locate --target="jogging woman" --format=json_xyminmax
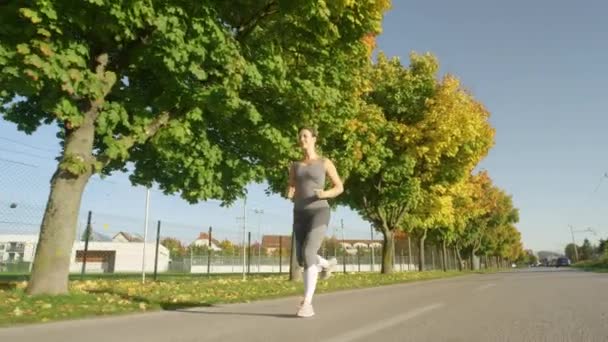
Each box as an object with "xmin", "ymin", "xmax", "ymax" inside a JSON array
[{"xmin": 287, "ymin": 126, "xmax": 343, "ymax": 318}]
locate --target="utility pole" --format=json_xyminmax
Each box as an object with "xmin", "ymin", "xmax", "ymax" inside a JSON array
[
  {"xmin": 236, "ymin": 198, "xmax": 248, "ymax": 280},
  {"xmin": 568, "ymin": 225, "xmax": 579, "ymax": 262},
  {"xmin": 242, "ymin": 197, "xmax": 247, "ymax": 280},
  {"xmin": 253, "ymin": 209, "xmax": 264, "ymax": 273},
  {"xmin": 142, "ymin": 188, "xmax": 150, "ymax": 284},
  {"xmin": 568, "ymin": 225, "xmax": 596, "ymax": 262}
]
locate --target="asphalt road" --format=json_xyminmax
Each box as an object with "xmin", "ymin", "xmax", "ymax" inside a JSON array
[{"xmin": 2, "ymin": 268, "xmax": 607, "ymax": 342}]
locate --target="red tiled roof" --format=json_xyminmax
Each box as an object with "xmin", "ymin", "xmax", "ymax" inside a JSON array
[
  {"xmin": 196, "ymin": 232, "xmax": 220, "ymax": 245},
  {"xmin": 261, "ymin": 235, "xmax": 291, "ymax": 248}
]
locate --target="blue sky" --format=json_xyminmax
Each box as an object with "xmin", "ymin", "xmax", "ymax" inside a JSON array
[{"xmin": 1, "ymin": 0, "xmax": 607, "ymax": 252}]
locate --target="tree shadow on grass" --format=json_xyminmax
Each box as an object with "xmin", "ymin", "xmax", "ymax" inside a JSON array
[
  {"xmin": 84, "ymin": 289, "xmax": 296, "ymax": 318},
  {"xmin": 85, "ymin": 289, "xmax": 213, "ymax": 311},
  {"xmin": 0, "ymin": 281, "xmax": 17, "ymax": 290}
]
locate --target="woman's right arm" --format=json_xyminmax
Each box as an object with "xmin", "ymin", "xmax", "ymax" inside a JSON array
[{"xmin": 287, "ymin": 163, "xmax": 296, "ymax": 200}]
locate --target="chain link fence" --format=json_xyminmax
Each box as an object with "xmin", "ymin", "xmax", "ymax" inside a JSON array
[{"xmin": 1, "ymin": 158, "xmax": 472, "ymax": 280}]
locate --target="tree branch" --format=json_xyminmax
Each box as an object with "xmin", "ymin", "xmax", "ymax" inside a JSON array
[
  {"xmin": 395, "ymin": 203, "xmax": 409, "ymax": 227},
  {"xmin": 96, "ymin": 111, "xmax": 171, "ymax": 167},
  {"xmin": 236, "ymin": 1, "xmax": 279, "ymax": 41},
  {"xmin": 377, "ymin": 206, "xmax": 389, "ymax": 233},
  {"xmin": 69, "ymin": 53, "xmax": 113, "ymax": 133},
  {"xmin": 362, "ymin": 195, "xmax": 378, "ymax": 226},
  {"xmin": 386, "ymin": 206, "xmax": 395, "ymax": 229}
]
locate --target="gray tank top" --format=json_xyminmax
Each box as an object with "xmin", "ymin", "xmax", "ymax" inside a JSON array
[{"xmin": 293, "ymin": 158, "xmax": 329, "ymax": 210}]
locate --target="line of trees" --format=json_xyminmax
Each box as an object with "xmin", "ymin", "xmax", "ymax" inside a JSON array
[
  {"xmin": 1, "ymin": 0, "xmax": 524, "ymax": 295},
  {"xmin": 565, "ymin": 238, "xmax": 608, "ymax": 262}
]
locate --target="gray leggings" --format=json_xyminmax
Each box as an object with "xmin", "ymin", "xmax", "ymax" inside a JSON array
[{"xmin": 293, "ymin": 207, "xmax": 330, "ymax": 268}]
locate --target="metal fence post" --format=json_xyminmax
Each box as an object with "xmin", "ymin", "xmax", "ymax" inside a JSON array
[
  {"xmin": 80, "ymin": 210, "xmax": 92, "ymax": 280},
  {"xmin": 407, "ymin": 235, "xmax": 412, "ymax": 271},
  {"xmin": 279, "ymin": 236, "xmax": 283, "ymax": 274},
  {"xmin": 153, "ymin": 220, "xmax": 161, "ymax": 281},
  {"xmin": 370, "ymin": 224, "xmax": 375, "ymax": 272},
  {"xmin": 431, "ymin": 245, "xmax": 436, "ymax": 270},
  {"xmin": 207, "ymin": 226, "xmax": 212, "ymax": 275},
  {"xmin": 341, "ymin": 220, "xmax": 346, "ymax": 273},
  {"xmin": 342, "ymin": 248, "xmax": 347, "ymax": 273},
  {"xmin": 247, "ymin": 231, "xmax": 251, "ymax": 275}
]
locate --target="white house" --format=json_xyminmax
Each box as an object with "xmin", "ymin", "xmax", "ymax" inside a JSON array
[
  {"xmin": 0, "ymin": 234, "xmax": 38, "ymax": 265},
  {"xmin": 370, "ymin": 242, "xmax": 383, "ymax": 249},
  {"xmin": 112, "ymin": 232, "xmax": 144, "ymax": 243},
  {"xmin": 0, "ymin": 234, "xmax": 169, "ymax": 273},
  {"xmin": 352, "ymin": 242, "xmax": 370, "ymax": 249},
  {"xmin": 191, "ymin": 232, "xmax": 222, "ymax": 251},
  {"xmin": 338, "ymin": 240, "xmax": 384, "ymax": 255},
  {"xmin": 69, "ymin": 240, "xmax": 170, "ymax": 273}
]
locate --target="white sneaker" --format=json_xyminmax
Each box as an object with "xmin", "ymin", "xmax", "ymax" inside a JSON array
[
  {"xmin": 320, "ymin": 257, "xmax": 338, "ymax": 280},
  {"xmin": 296, "ymin": 302, "xmax": 315, "ymax": 318}
]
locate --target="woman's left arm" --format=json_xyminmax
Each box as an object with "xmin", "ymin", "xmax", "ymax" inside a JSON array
[{"xmin": 316, "ymin": 159, "xmax": 343, "ymax": 199}]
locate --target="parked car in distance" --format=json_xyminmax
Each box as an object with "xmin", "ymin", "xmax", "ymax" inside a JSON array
[{"xmin": 556, "ymin": 257, "xmax": 571, "ymax": 267}]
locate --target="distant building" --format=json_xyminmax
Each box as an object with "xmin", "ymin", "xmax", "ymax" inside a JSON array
[
  {"xmin": 261, "ymin": 235, "xmax": 291, "ymax": 255},
  {"xmin": 70, "ymin": 240, "xmax": 169, "ymax": 273},
  {"xmin": 334, "ymin": 231, "xmax": 408, "ymax": 255},
  {"xmin": 112, "ymin": 232, "xmax": 144, "ymax": 243},
  {"xmin": 191, "ymin": 232, "xmax": 222, "ymax": 251},
  {"xmin": 0, "ymin": 234, "xmax": 169, "ymax": 273},
  {"xmin": 337, "ymin": 240, "xmax": 383, "ymax": 255},
  {"xmin": 82, "ymin": 230, "xmax": 112, "ymax": 242},
  {"xmin": 0, "ymin": 235, "xmax": 37, "ymax": 268}
]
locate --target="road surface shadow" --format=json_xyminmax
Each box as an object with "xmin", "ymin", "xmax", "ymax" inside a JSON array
[
  {"xmin": 174, "ymin": 309, "xmax": 297, "ymax": 319},
  {"xmin": 160, "ymin": 302, "xmax": 214, "ymax": 310},
  {"xmin": 511, "ymin": 268, "xmax": 581, "ymax": 273}
]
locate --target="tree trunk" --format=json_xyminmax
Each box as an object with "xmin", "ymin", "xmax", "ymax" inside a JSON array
[
  {"xmin": 418, "ymin": 230, "xmax": 427, "ymax": 272},
  {"xmin": 470, "ymin": 248, "xmax": 480, "ymax": 271},
  {"xmin": 27, "ymin": 118, "xmax": 96, "ymax": 295},
  {"xmin": 470, "ymin": 251, "xmax": 473, "ymax": 270},
  {"xmin": 381, "ymin": 230, "xmax": 394, "ymax": 274},
  {"xmin": 455, "ymin": 247, "xmax": 463, "ymax": 271},
  {"xmin": 289, "ymin": 229, "xmax": 302, "ymax": 282}
]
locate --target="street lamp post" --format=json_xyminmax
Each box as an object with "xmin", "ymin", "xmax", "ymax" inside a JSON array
[
  {"xmin": 142, "ymin": 188, "xmax": 150, "ymax": 284},
  {"xmin": 242, "ymin": 198, "xmax": 246, "ymax": 280}
]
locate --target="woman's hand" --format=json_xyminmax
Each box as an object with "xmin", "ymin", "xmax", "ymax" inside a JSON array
[
  {"xmin": 287, "ymin": 187, "xmax": 295, "ymax": 200},
  {"xmin": 319, "ymin": 159, "xmax": 343, "ymax": 199},
  {"xmin": 314, "ymin": 189, "xmax": 326, "ymax": 199}
]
